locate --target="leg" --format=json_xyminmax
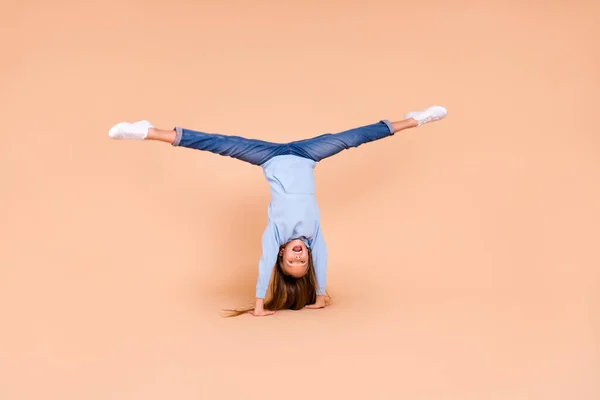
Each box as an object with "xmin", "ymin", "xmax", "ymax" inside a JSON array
[
  {"xmin": 287, "ymin": 119, "xmax": 402, "ymax": 162},
  {"xmin": 146, "ymin": 127, "xmax": 177, "ymax": 143},
  {"xmin": 288, "ymin": 105, "xmax": 447, "ymax": 162},
  {"xmin": 170, "ymin": 126, "xmax": 285, "ymax": 166},
  {"xmin": 109, "ymin": 120, "xmax": 285, "ymax": 166}
]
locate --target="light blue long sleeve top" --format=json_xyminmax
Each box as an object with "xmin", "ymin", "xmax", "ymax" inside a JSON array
[{"xmin": 255, "ymin": 154, "xmax": 327, "ymax": 299}]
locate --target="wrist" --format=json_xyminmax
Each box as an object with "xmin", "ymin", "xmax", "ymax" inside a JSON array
[{"xmin": 255, "ymin": 298, "xmax": 265, "ymax": 309}]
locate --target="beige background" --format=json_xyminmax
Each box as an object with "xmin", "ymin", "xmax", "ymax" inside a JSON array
[{"xmin": 1, "ymin": 1, "xmax": 599, "ymax": 399}]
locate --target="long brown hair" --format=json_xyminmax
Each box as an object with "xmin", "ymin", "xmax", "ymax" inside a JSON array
[{"xmin": 223, "ymin": 243, "xmax": 320, "ymax": 317}]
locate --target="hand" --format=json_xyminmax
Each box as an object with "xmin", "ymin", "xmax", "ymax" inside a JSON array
[
  {"xmin": 249, "ymin": 308, "xmax": 275, "ymax": 317},
  {"xmin": 304, "ymin": 295, "xmax": 327, "ymax": 309},
  {"xmin": 249, "ymin": 299, "xmax": 275, "ymax": 317}
]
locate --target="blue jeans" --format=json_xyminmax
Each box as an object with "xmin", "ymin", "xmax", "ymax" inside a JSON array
[{"xmin": 172, "ymin": 120, "xmax": 395, "ymax": 166}]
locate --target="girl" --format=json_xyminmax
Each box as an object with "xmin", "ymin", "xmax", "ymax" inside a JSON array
[{"xmin": 108, "ymin": 105, "xmax": 448, "ymax": 317}]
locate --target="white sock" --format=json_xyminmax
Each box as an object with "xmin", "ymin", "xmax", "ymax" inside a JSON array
[{"xmin": 108, "ymin": 120, "xmax": 154, "ymax": 140}]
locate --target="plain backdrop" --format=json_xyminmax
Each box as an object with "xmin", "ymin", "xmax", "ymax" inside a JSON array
[{"xmin": 1, "ymin": 1, "xmax": 599, "ymax": 399}]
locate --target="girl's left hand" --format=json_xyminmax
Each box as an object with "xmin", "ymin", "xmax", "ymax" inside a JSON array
[
  {"xmin": 249, "ymin": 308, "xmax": 276, "ymax": 317},
  {"xmin": 250, "ymin": 298, "xmax": 275, "ymax": 317},
  {"xmin": 305, "ymin": 295, "xmax": 327, "ymax": 309}
]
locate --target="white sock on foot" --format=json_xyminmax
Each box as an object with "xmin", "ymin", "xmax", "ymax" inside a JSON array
[
  {"xmin": 405, "ymin": 106, "xmax": 448, "ymax": 127},
  {"xmin": 108, "ymin": 120, "xmax": 154, "ymax": 140}
]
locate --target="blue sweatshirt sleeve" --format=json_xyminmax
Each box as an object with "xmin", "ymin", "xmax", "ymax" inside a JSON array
[
  {"xmin": 311, "ymin": 225, "xmax": 328, "ymax": 296},
  {"xmin": 256, "ymin": 222, "xmax": 280, "ymax": 299}
]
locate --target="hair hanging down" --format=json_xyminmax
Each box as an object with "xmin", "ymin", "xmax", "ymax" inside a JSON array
[{"xmin": 223, "ymin": 243, "xmax": 322, "ymax": 317}]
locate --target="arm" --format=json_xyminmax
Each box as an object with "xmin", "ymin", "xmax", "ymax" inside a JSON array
[
  {"xmin": 306, "ymin": 224, "xmax": 328, "ymax": 309},
  {"xmin": 252, "ymin": 222, "xmax": 280, "ymax": 316}
]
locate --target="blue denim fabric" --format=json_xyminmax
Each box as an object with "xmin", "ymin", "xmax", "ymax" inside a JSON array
[{"xmin": 172, "ymin": 120, "xmax": 395, "ymax": 165}]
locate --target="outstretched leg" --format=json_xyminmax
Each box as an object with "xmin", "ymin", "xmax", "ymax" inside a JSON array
[
  {"xmin": 288, "ymin": 120, "xmax": 399, "ymax": 162},
  {"xmin": 170, "ymin": 126, "xmax": 286, "ymax": 166},
  {"xmin": 288, "ymin": 105, "xmax": 447, "ymax": 162},
  {"xmin": 108, "ymin": 121, "xmax": 286, "ymax": 166}
]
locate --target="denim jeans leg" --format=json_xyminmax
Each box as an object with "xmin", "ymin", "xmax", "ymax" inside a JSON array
[
  {"xmin": 172, "ymin": 127, "xmax": 286, "ymax": 166},
  {"xmin": 287, "ymin": 120, "xmax": 394, "ymax": 162}
]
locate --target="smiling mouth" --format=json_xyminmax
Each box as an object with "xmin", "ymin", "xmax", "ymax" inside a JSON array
[{"xmin": 292, "ymin": 245, "xmax": 302, "ymax": 252}]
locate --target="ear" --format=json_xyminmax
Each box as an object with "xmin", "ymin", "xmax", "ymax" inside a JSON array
[{"xmin": 279, "ymin": 248, "xmax": 284, "ymax": 256}]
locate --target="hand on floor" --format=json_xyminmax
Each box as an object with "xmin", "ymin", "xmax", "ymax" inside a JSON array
[
  {"xmin": 249, "ymin": 308, "xmax": 276, "ymax": 317},
  {"xmin": 304, "ymin": 295, "xmax": 327, "ymax": 309}
]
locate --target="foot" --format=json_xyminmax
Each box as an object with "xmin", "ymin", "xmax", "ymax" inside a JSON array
[
  {"xmin": 405, "ymin": 106, "xmax": 448, "ymax": 127},
  {"xmin": 108, "ymin": 120, "xmax": 154, "ymax": 140}
]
